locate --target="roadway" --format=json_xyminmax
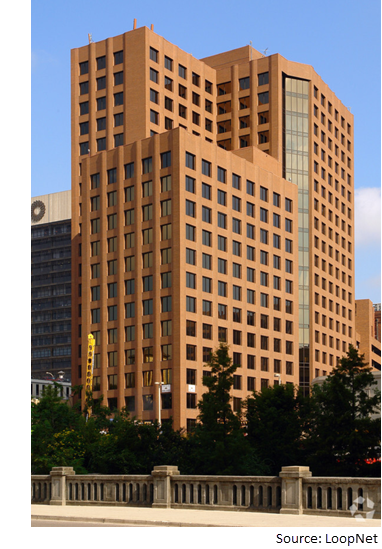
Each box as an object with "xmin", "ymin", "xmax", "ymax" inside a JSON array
[{"xmin": 31, "ymin": 504, "xmax": 380, "ymax": 528}]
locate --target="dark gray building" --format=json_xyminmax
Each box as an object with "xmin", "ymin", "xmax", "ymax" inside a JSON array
[{"xmin": 31, "ymin": 191, "xmax": 72, "ymax": 381}]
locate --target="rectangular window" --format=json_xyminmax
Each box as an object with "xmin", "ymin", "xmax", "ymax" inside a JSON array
[
  {"xmin": 179, "ymin": 64, "xmax": 187, "ymax": 79},
  {"xmin": 114, "ymin": 92, "xmax": 123, "ymax": 106},
  {"xmin": 114, "ymin": 71, "xmax": 123, "ymax": 86},
  {"xmin": 164, "ymin": 76, "xmax": 173, "ymax": 91},
  {"xmin": 258, "ymin": 72, "xmax": 269, "ymax": 86},
  {"xmin": 258, "ymin": 91, "xmax": 269, "ymax": 105},
  {"xmin": 217, "ymin": 167, "xmax": 226, "ymax": 183},
  {"xmin": 186, "ymin": 200, "xmax": 196, "ymax": 218},
  {"xmin": 202, "ymin": 159, "xmax": 211, "ymax": 177},
  {"xmin": 161, "ymin": 174, "xmax": 171, "ymax": 192},
  {"xmin": 161, "ymin": 199, "xmax": 172, "ymax": 217},
  {"xmin": 149, "ymin": 47, "xmax": 158, "ymax": 62},
  {"xmin": 161, "ymin": 151, "xmax": 171, "ymax": 169},
  {"xmin": 202, "ymin": 183, "xmax": 211, "ymax": 200},
  {"xmin": 150, "ymin": 67, "xmax": 158, "ymax": 83},
  {"xmin": 186, "ymin": 152, "xmax": 195, "ymax": 169}
]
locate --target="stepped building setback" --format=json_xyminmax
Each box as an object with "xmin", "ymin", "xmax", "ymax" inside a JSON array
[{"xmin": 70, "ymin": 24, "xmax": 355, "ymax": 429}]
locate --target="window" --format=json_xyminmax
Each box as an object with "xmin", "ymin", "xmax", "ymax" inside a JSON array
[
  {"xmin": 162, "ymin": 320, "xmax": 172, "ymax": 337},
  {"xmin": 179, "ymin": 64, "xmax": 187, "ymax": 79},
  {"xmin": 91, "ymin": 218, "xmax": 100, "ymax": 234},
  {"xmin": 114, "ymin": 92, "xmax": 123, "ymax": 106},
  {"xmin": 164, "ymin": 55, "xmax": 173, "ymax": 71},
  {"xmin": 203, "ymin": 323, "xmax": 212, "ymax": 339},
  {"xmin": 161, "ymin": 248, "xmax": 172, "ymax": 265},
  {"xmin": 186, "ymin": 296, "xmax": 196, "ymax": 313},
  {"xmin": 161, "ymin": 199, "xmax": 172, "ymax": 217},
  {"xmin": 260, "ymin": 208, "xmax": 268, "ymax": 223},
  {"xmin": 186, "ymin": 248, "xmax": 196, "ymax": 265},
  {"xmin": 142, "ymin": 204, "xmax": 153, "ymax": 222},
  {"xmin": 232, "ymin": 241, "xmax": 241, "ymax": 256},
  {"xmin": 161, "ymin": 151, "xmax": 171, "ymax": 169},
  {"xmin": 232, "ymin": 218, "xmax": 241, "ymax": 234},
  {"xmin": 164, "ymin": 76, "xmax": 173, "ymax": 91},
  {"xmin": 202, "ymin": 230, "xmax": 212, "ymax": 247},
  {"xmin": 150, "ymin": 109, "xmax": 159, "ymax": 125},
  {"xmin": 114, "ymin": 134, "xmax": 123, "ymax": 147},
  {"xmin": 161, "ymin": 174, "xmax": 171, "ymax": 192},
  {"xmin": 161, "ymin": 223, "xmax": 172, "ymax": 240},
  {"xmin": 218, "ymin": 327, "xmax": 227, "ymax": 342},
  {"xmin": 202, "ymin": 206, "xmax": 212, "ymax": 223},
  {"xmin": 80, "ymin": 121, "xmax": 89, "ymax": 135},
  {"xmin": 218, "ymin": 212, "xmax": 226, "ymax": 229},
  {"xmin": 233, "ymin": 307, "xmax": 242, "ymax": 323},
  {"xmin": 80, "ymin": 81, "xmax": 89, "ymax": 95},
  {"xmin": 258, "ymin": 72, "xmax": 269, "ymax": 86},
  {"xmin": 202, "ymin": 159, "xmax": 211, "ymax": 177},
  {"xmin": 258, "ymin": 91, "xmax": 269, "ymax": 105},
  {"xmin": 97, "ymin": 97, "xmax": 106, "ymax": 111},
  {"xmin": 186, "ymin": 152, "xmax": 195, "ymax": 169},
  {"xmin": 150, "ymin": 68, "xmax": 158, "ymax": 83},
  {"xmin": 202, "ymin": 253, "xmax": 212, "ymax": 269},
  {"xmin": 202, "ymin": 183, "xmax": 211, "ymax": 200},
  {"xmin": 205, "ymin": 80, "xmax": 212, "ymax": 94},
  {"xmin": 80, "ymin": 101, "xmax": 89, "ymax": 115},
  {"xmin": 203, "ymin": 300, "xmax": 212, "ymax": 317},
  {"xmin": 247, "ymin": 180, "xmax": 255, "ymax": 196},
  {"xmin": 217, "ymin": 167, "xmax": 226, "ymax": 183},
  {"xmin": 186, "ymin": 200, "xmax": 196, "ymax": 218},
  {"xmin": 161, "ymin": 272, "xmax": 172, "ymax": 289},
  {"xmin": 186, "ymin": 272, "xmax": 196, "ymax": 289}
]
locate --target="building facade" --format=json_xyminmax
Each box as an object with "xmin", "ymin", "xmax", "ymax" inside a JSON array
[
  {"xmin": 355, "ymin": 299, "xmax": 381, "ymax": 372},
  {"xmin": 70, "ymin": 25, "xmax": 355, "ymax": 429},
  {"xmin": 31, "ymin": 191, "xmax": 72, "ymax": 381}
]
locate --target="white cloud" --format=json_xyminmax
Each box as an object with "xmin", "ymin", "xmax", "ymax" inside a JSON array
[{"xmin": 355, "ymin": 187, "xmax": 381, "ymax": 248}]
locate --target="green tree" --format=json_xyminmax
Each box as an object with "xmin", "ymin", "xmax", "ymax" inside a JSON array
[
  {"xmin": 306, "ymin": 345, "xmax": 381, "ymax": 477},
  {"xmin": 31, "ymin": 384, "xmax": 85, "ymax": 473},
  {"xmin": 189, "ymin": 343, "xmax": 268, "ymax": 475},
  {"xmin": 245, "ymin": 383, "xmax": 309, "ymax": 475}
]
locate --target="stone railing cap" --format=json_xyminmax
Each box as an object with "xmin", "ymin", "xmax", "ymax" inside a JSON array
[
  {"xmin": 279, "ymin": 466, "xmax": 312, "ymax": 478},
  {"xmin": 152, "ymin": 465, "xmax": 180, "ymax": 475},
  {"xmin": 50, "ymin": 467, "xmax": 75, "ymax": 475}
]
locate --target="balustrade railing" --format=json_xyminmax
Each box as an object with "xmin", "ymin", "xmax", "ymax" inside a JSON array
[{"xmin": 31, "ymin": 466, "xmax": 380, "ymax": 519}]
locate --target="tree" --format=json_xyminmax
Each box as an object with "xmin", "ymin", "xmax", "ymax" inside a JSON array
[
  {"xmin": 31, "ymin": 384, "xmax": 85, "ymax": 473},
  {"xmin": 305, "ymin": 345, "xmax": 381, "ymax": 477},
  {"xmin": 245, "ymin": 383, "xmax": 309, "ymax": 475},
  {"xmin": 188, "ymin": 343, "xmax": 268, "ymax": 475}
]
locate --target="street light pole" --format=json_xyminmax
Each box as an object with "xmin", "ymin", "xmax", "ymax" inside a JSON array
[{"xmin": 154, "ymin": 381, "xmax": 163, "ymax": 426}]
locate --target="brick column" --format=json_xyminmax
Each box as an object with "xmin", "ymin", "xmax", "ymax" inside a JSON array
[
  {"xmin": 279, "ymin": 465, "xmax": 312, "ymax": 515},
  {"xmin": 50, "ymin": 467, "xmax": 75, "ymax": 506},
  {"xmin": 151, "ymin": 465, "xmax": 179, "ymax": 508}
]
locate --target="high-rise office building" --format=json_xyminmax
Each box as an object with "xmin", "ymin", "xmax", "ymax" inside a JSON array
[
  {"xmin": 355, "ymin": 299, "xmax": 381, "ymax": 371},
  {"xmin": 31, "ymin": 191, "xmax": 72, "ymax": 381},
  {"xmin": 71, "ymin": 25, "xmax": 355, "ymax": 429}
]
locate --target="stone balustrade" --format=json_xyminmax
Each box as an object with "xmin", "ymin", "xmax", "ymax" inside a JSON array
[{"xmin": 31, "ymin": 465, "xmax": 380, "ymax": 519}]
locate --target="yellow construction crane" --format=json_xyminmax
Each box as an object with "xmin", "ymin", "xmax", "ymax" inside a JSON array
[{"xmin": 85, "ymin": 333, "xmax": 95, "ymax": 419}]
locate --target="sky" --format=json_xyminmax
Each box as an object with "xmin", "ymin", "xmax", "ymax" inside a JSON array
[{"xmin": 30, "ymin": 0, "xmax": 381, "ymax": 303}]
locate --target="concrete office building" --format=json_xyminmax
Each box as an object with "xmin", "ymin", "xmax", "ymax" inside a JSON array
[
  {"xmin": 31, "ymin": 191, "xmax": 72, "ymax": 381},
  {"xmin": 70, "ymin": 24, "xmax": 355, "ymax": 429}
]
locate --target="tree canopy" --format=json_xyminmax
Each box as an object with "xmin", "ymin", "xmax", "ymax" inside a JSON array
[{"xmin": 31, "ymin": 345, "xmax": 380, "ymax": 478}]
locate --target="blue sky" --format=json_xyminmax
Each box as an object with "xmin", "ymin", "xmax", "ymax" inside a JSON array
[{"xmin": 31, "ymin": 0, "xmax": 381, "ymax": 303}]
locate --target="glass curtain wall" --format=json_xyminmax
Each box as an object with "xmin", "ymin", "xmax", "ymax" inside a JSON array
[{"xmin": 283, "ymin": 76, "xmax": 310, "ymax": 395}]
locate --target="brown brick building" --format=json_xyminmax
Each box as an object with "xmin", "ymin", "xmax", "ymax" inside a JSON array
[
  {"xmin": 71, "ymin": 25, "xmax": 356, "ymax": 429},
  {"xmin": 355, "ymin": 299, "xmax": 381, "ymax": 371}
]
